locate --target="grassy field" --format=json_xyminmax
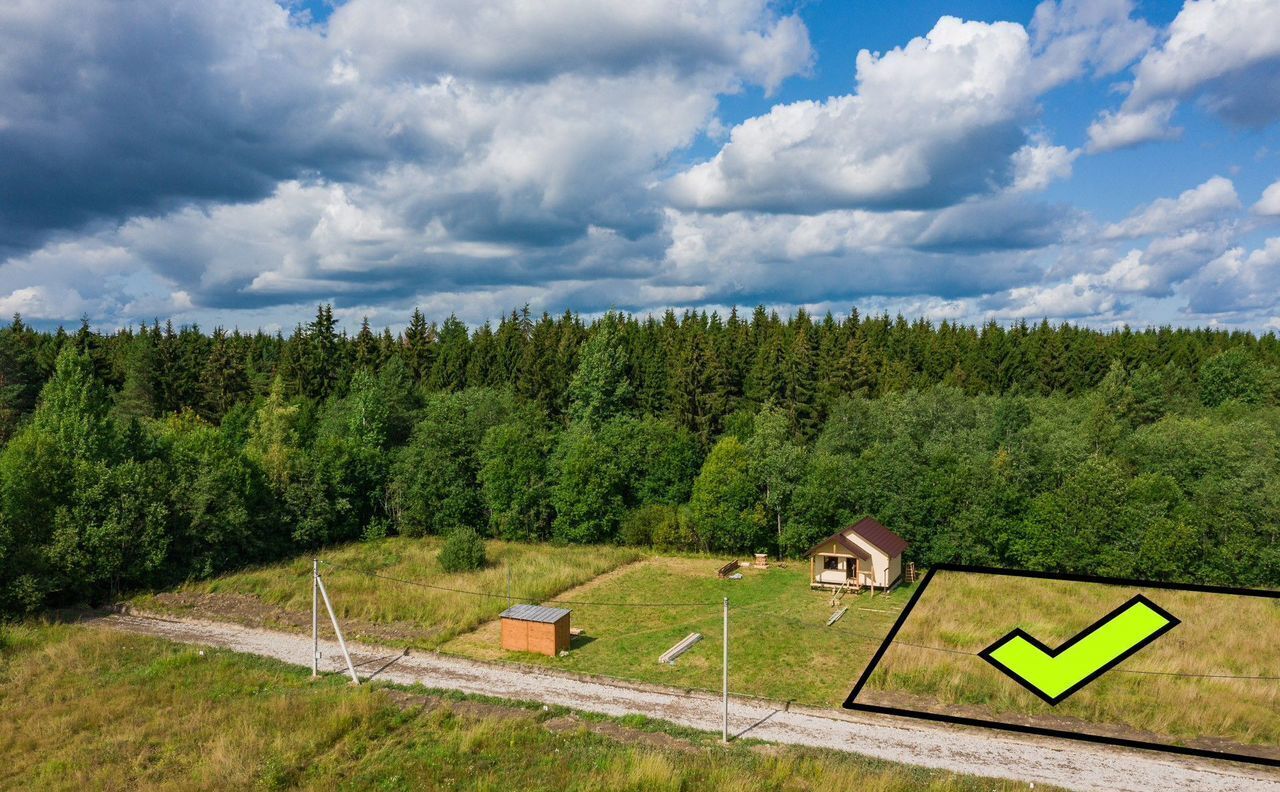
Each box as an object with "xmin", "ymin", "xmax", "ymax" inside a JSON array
[
  {"xmin": 0, "ymin": 622, "xmax": 1058, "ymax": 791},
  {"xmin": 854, "ymin": 570, "xmax": 1280, "ymax": 758},
  {"xmin": 443, "ymin": 556, "xmax": 914, "ymax": 707},
  {"xmin": 131, "ymin": 538, "xmax": 643, "ymax": 649}
]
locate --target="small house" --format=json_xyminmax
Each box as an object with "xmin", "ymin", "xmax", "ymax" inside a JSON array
[
  {"xmin": 499, "ymin": 604, "xmax": 571, "ymax": 656},
  {"xmin": 806, "ymin": 516, "xmax": 908, "ymax": 591}
]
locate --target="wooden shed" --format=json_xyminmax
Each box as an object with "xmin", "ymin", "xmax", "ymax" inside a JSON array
[
  {"xmin": 499, "ymin": 604, "xmax": 571, "ymax": 657},
  {"xmin": 806, "ymin": 516, "xmax": 909, "ymax": 592}
]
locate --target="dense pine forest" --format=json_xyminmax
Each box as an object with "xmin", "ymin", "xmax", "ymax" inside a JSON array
[{"xmin": 2, "ymin": 305, "xmax": 1279, "ymax": 615}]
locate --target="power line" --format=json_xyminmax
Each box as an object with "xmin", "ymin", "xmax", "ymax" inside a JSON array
[
  {"xmin": 317, "ymin": 559, "xmax": 718, "ymax": 609},
  {"xmin": 316, "ymin": 559, "xmax": 1279, "ymax": 681}
]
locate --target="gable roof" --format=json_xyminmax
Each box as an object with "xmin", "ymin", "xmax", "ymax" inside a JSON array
[
  {"xmin": 845, "ymin": 516, "xmax": 909, "ymax": 556},
  {"xmin": 500, "ymin": 604, "xmax": 570, "ymax": 624},
  {"xmin": 805, "ymin": 530, "xmax": 871, "ymax": 560}
]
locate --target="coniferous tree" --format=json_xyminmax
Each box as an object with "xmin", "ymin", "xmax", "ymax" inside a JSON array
[
  {"xmin": 200, "ymin": 328, "xmax": 249, "ymax": 421},
  {"xmin": 303, "ymin": 304, "xmax": 341, "ymax": 400},
  {"xmin": 354, "ymin": 317, "xmax": 379, "ymax": 371},
  {"xmin": 568, "ymin": 311, "xmax": 631, "ymax": 426},
  {"xmin": 403, "ymin": 308, "xmax": 433, "ymax": 387}
]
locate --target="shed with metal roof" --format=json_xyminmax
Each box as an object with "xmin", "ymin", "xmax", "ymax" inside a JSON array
[{"xmin": 499, "ymin": 604, "xmax": 571, "ymax": 656}]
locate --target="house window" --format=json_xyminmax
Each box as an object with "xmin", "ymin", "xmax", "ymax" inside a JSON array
[{"xmin": 823, "ymin": 556, "xmax": 841, "ymax": 570}]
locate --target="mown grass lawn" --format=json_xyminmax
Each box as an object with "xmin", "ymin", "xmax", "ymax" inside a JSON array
[
  {"xmin": 858, "ymin": 570, "xmax": 1280, "ymax": 755},
  {"xmin": 130, "ymin": 537, "xmax": 643, "ymax": 649},
  {"xmin": 442, "ymin": 556, "xmax": 915, "ymax": 708},
  {"xmin": 0, "ymin": 622, "xmax": 1057, "ymax": 791}
]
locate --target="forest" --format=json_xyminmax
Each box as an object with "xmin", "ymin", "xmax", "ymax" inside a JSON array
[{"xmin": 1, "ymin": 304, "xmax": 1278, "ymax": 615}]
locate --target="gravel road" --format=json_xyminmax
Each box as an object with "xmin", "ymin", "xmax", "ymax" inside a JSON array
[{"xmin": 93, "ymin": 611, "xmax": 1278, "ymax": 792}]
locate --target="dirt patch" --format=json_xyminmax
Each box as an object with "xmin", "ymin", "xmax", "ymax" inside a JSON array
[
  {"xmin": 858, "ymin": 689, "xmax": 1280, "ymax": 763},
  {"xmin": 378, "ymin": 688, "xmax": 705, "ymax": 754},
  {"xmin": 381, "ymin": 688, "xmax": 536, "ymax": 723},
  {"xmin": 541, "ymin": 714, "xmax": 704, "ymax": 754}
]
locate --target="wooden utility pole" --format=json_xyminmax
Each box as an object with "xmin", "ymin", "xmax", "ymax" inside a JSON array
[
  {"xmin": 312, "ymin": 558, "xmax": 319, "ymax": 678},
  {"xmin": 315, "ymin": 567, "xmax": 360, "ymax": 685},
  {"xmin": 722, "ymin": 596, "xmax": 729, "ymax": 743}
]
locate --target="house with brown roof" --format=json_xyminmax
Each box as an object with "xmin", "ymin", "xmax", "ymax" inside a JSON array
[{"xmin": 806, "ymin": 516, "xmax": 908, "ymax": 591}]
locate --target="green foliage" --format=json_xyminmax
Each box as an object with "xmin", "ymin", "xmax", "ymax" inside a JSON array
[
  {"xmin": 391, "ymin": 388, "xmax": 519, "ymax": 536},
  {"xmin": 47, "ymin": 458, "xmax": 172, "ymax": 597},
  {"xmin": 157, "ymin": 412, "xmax": 280, "ymax": 578},
  {"xmin": 619, "ymin": 504, "xmax": 700, "ymax": 551},
  {"xmin": 6, "ymin": 306, "xmax": 1280, "ymax": 615},
  {"xmin": 33, "ymin": 346, "xmax": 115, "ymax": 460},
  {"xmin": 478, "ymin": 411, "xmax": 556, "ymax": 542},
  {"xmin": 689, "ymin": 436, "xmax": 767, "ymax": 552},
  {"xmin": 438, "ymin": 528, "xmax": 487, "ymax": 572},
  {"xmin": 550, "ymin": 422, "xmax": 627, "ymax": 543},
  {"xmin": 746, "ymin": 404, "xmax": 807, "ymax": 543},
  {"xmin": 1199, "ymin": 347, "xmax": 1270, "ymax": 407},
  {"xmin": 567, "ymin": 310, "xmax": 631, "ymax": 425}
]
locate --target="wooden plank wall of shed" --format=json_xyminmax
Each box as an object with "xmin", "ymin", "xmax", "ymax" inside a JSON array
[
  {"xmin": 554, "ymin": 615, "xmax": 570, "ymax": 653},
  {"xmin": 500, "ymin": 618, "xmax": 528, "ymax": 652},
  {"xmin": 527, "ymin": 621, "xmax": 558, "ymax": 656}
]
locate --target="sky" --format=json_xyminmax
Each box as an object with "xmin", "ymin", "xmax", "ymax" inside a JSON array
[{"xmin": 1, "ymin": 0, "xmax": 1279, "ymax": 332}]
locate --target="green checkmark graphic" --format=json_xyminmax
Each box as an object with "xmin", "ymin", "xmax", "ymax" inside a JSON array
[{"xmin": 979, "ymin": 594, "xmax": 1179, "ymax": 705}]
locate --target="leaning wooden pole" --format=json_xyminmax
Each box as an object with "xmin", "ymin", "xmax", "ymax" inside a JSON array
[{"xmin": 316, "ymin": 571, "xmax": 360, "ymax": 685}]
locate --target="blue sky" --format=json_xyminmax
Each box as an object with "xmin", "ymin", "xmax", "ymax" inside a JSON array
[{"xmin": 1, "ymin": 0, "xmax": 1278, "ymax": 331}]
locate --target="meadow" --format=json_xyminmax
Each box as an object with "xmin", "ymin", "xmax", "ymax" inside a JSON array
[
  {"xmin": 131, "ymin": 539, "xmax": 911, "ymax": 708},
  {"xmin": 0, "ymin": 621, "xmax": 1056, "ymax": 791},
  {"xmin": 131, "ymin": 537, "xmax": 642, "ymax": 649},
  {"xmin": 442, "ymin": 556, "xmax": 912, "ymax": 707},
  {"xmin": 853, "ymin": 570, "xmax": 1280, "ymax": 758}
]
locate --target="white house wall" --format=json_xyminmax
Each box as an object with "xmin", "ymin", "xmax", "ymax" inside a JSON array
[{"xmin": 842, "ymin": 530, "xmax": 892, "ymax": 586}]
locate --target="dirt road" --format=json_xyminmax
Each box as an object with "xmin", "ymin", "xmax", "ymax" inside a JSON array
[{"xmin": 94, "ymin": 611, "xmax": 1278, "ymax": 792}]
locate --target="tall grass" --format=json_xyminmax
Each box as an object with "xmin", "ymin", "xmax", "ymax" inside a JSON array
[
  {"xmin": 0, "ymin": 623, "xmax": 1059, "ymax": 791},
  {"xmin": 862, "ymin": 571, "xmax": 1280, "ymax": 752},
  {"xmin": 132, "ymin": 538, "xmax": 643, "ymax": 648}
]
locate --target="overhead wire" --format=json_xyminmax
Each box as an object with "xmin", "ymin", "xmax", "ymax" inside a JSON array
[{"xmin": 314, "ymin": 558, "xmax": 1280, "ymax": 681}]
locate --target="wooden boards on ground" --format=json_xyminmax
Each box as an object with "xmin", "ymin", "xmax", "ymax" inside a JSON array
[{"xmin": 659, "ymin": 632, "xmax": 703, "ymax": 664}]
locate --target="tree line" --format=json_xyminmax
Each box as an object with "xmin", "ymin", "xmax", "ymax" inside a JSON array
[{"xmin": 1, "ymin": 306, "xmax": 1277, "ymax": 614}]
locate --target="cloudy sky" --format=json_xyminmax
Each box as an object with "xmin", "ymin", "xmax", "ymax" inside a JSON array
[{"xmin": 2, "ymin": 0, "xmax": 1279, "ymax": 332}]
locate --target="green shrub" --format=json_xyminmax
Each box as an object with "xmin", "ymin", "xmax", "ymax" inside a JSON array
[
  {"xmin": 438, "ymin": 528, "xmax": 487, "ymax": 573},
  {"xmin": 650, "ymin": 506, "xmax": 701, "ymax": 552}
]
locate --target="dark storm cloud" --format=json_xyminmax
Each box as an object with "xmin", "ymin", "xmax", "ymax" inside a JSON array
[{"xmin": 0, "ymin": 1, "xmax": 400, "ymax": 251}]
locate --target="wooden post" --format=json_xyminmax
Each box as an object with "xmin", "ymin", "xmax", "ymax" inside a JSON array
[
  {"xmin": 722, "ymin": 596, "xmax": 729, "ymax": 743},
  {"xmin": 316, "ymin": 572, "xmax": 360, "ymax": 685},
  {"xmin": 809, "ymin": 555, "xmax": 814, "ymax": 586},
  {"xmin": 311, "ymin": 558, "xmax": 319, "ymax": 678}
]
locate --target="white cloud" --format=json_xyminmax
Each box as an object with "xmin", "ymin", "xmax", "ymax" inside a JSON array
[
  {"xmin": 1085, "ymin": 101, "xmax": 1179, "ymax": 152},
  {"xmin": 0, "ymin": 286, "xmax": 92, "ymax": 321},
  {"xmin": 668, "ymin": 17, "xmax": 1039, "ymax": 213},
  {"xmin": 1010, "ymin": 139, "xmax": 1080, "ymax": 191},
  {"xmin": 0, "ymin": 0, "xmax": 1274, "ymax": 331},
  {"xmin": 1254, "ymin": 178, "xmax": 1280, "ymax": 216},
  {"xmin": 1087, "ymin": 0, "xmax": 1280, "ymax": 152},
  {"xmin": 1102, "ymin": 176, "xmax": 1239, "ymax": 238},
  {"xmin": 995, "ymin": 276, "xmax": 1122, "ymax": 319},
  {"xmin": 1128, "ymin": 0, "xmax": 1280, "ymax": 122},
  {"xmin": 1183, "ymin": 238, "xmax": 1280, "ymax": 313},
  {"xmin": 0, "ymin": 0, "xmax": 817, "ymax": 324},
  {"xmin": 328, "ymin": 0, "xmax": 811, "ymax": 91},
  {"xmin": 1030, "ymin": 0, "xmax": 1156, "ymax": 85}
]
